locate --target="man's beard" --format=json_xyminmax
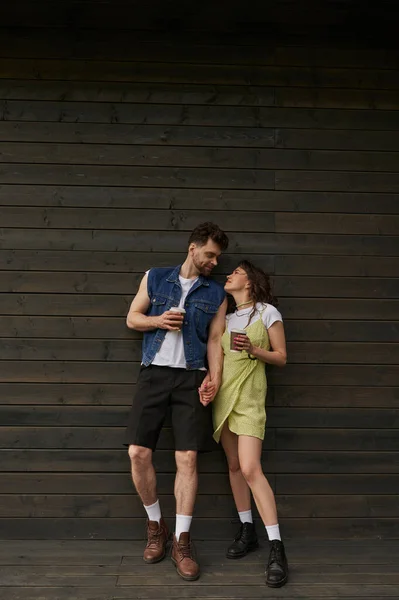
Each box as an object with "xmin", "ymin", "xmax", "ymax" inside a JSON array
[{"xmin": 193, "ymin": 256, "xmax": 212, "ymax": 276}]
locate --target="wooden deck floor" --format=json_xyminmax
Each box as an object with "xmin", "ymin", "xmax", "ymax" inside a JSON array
[{"xmin": 1, "ymin": 539, "xmax": 399, "ymax": 599}]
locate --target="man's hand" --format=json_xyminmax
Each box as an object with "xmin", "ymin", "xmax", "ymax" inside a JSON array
[
  {"xmin": 198, "ymin": 373, "xmax": 221, "ymax": 406},
  {"xmin": 156, "ymin": 311, "xmax": 184, "ymax": 331}
]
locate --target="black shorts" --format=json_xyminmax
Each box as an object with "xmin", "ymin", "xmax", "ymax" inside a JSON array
[{"xmin": 124, "ymin": 365, "xmax": 216, "ymax": 452}]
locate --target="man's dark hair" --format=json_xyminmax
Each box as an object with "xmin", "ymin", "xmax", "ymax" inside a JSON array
[{"xmin": 188, "ymin": 222, "xmax": 229, "ymax": 251}]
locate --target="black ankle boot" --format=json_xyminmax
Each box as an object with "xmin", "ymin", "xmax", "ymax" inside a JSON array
[
  {"xmin": 265, "ymin": 539, "xmax": 288, "ymax": 587},
  {"xmin": 226, "ymin": 522, "xmax": 259, "ymax": 559}
]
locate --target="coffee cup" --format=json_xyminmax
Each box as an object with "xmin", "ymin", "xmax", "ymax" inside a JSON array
[
  {"xmin": 230, "ymin": 328, "xmax": 247, "ymax": 352},
  {"xmin": 169, "ymin": 307, "xmax": 186, "ymax": 331}
]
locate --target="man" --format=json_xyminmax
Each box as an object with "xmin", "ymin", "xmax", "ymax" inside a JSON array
[{"xmin": 125, "ymin": 222, "xmax": 228, "ymax": 581}]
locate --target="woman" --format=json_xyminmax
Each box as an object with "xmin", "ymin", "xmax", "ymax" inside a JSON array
[{"xmin": 202, "ymin": 260, "xmax": 288, "ymax": 588}]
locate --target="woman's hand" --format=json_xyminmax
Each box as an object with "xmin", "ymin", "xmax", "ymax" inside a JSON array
[
  {"xmin": 233, "ymin": 334, "xmax": 254, "ymax": 354},
  {"xmin": 198, "ymin": 373, "xmax": 221, "ymax": 406}
]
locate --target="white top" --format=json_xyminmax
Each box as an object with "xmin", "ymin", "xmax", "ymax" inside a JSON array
[
  {"xmin": 152, "ymin": 272, "xmax": 198, "ymax": 368},
  {"xmin": 226, "ymin": 302, "xmax": 283, "ymax": 333}
]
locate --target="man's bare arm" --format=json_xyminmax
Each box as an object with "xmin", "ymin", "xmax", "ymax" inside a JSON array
[
  {"xmin": 198, "ymin": 298, "xmax": 227, "ymax": 405},
  {"xmin": 207, "ymin": 297, "xmax": 228, "ymax": 383},
  {"xmin": 126, "ymin": 273, "xmax": 184, "ymax": 332}
]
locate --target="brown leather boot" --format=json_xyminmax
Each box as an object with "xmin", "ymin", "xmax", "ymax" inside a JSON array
[
  {"xmin": 143, "ymin": 518, "xmax": 169, "ymax": 563},
  {"xmin": 171, "ymin": 532, "xmax": 200, "ymax": 581}
]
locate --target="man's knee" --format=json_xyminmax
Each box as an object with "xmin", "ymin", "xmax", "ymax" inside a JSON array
[
  {"xmin": 175, "ymin": 450, "xmax": 197, "ymax": 474},
  {"xmin": 128, "ymin": 444, "xmax": 152, "ymax": 468}
]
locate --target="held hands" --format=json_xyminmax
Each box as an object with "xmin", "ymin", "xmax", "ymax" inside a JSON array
[
  {"xmin": 198, "ymin": 373, "xmax": 221, "ymax": 407},
  {"xmin": 157, "ymin": 310, "xmax": 184, "ymax": 331},
  {"xmin": 233, "ymin": 334, "xmax": 254, "ymax": 354}
]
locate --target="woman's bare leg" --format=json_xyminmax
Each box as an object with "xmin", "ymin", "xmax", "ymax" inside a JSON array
[
  {"xmin": 238, "ymin": 435, "xmax": 278, "ymax": 525},
  {"xmin": 220, "ymin": 424, "xmax": 251, "ymax": 512}
]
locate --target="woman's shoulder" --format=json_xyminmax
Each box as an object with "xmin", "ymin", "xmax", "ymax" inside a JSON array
[{"xmin": 258, "ymin": 303, "xmax": 283, "ymax": 326}]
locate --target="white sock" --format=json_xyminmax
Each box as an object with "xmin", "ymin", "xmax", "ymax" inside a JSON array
[
  {"xmin": 266, "ymin": 523, "xmax": 281, "ymax": 541},
  {"xmin": 175, "ymin": 514, "xmax": 193, "ymax": 539},
  {"xmin": 144, "ymin": 500, "xmax": 161, "ymax": 524},
  {"xmin": 238, "ymin": 510, "xmax": 253, "ymax": 524}
]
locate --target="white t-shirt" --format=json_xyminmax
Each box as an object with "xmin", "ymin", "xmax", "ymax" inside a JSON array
[
  {"xmin": 226, "ymin": 302, "xmax": 282, "ymax": 333},
  {"xmin": 152, "ymin": 273, "xmax": 198, "ymax": 369}
]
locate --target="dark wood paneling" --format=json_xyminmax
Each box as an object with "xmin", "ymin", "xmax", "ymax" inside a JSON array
[
  {"xmin": 3, "ymin": 58, "xmax": 399, "ymax": 89},
  {"xmin": 0, "ymin": 316, "xmax": 397, "ymax": 342},
  {"xmin": 0, "ymin": 23, "xmax": 398, "ymax": 541},
  {"xmin": 0, "ymin": 494, "xmax": 397, "ymax": 518},
  {"xmin": 1, "ymin": 272, "xmax": 398, "ymax": 298},
  {"xmin": 1, "ymin": 339, "xmax": 398, "ymax": 364},
  {"xmin": 2, "ymin": 78, "xmax": 399, "ymax": 110},
  {"xmin": 1, "ymin": 185, "xmax": 399, "ymax": 214},
  {"xmin": 3, "ymin": 100, "xmax": 399, "ymax": 129}
]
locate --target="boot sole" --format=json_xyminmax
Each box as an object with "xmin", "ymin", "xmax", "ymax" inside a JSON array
[
  {"xmin": 226, "ymin": 541, "xmax": 259, "ymax": 559},
  {"xmin": 171, "ymin": 557, "xmax": 200, "ymax": 581}
]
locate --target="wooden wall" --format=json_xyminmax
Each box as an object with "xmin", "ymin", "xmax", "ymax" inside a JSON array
[{"xmin": 0, "ymin": 2, "xmax": 399, "ymax": 539}]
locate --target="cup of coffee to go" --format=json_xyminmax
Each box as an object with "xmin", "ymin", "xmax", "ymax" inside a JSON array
[
  {"xmin": 230, "ymin": 328, "xmax": 247, "ymax": 352},
  {"xmin": 169, "ymin": 307, "xmax": 186, "ymax": 331}
]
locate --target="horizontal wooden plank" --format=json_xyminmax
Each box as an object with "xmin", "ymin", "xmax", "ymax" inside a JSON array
[
  {"xmin": 1, "ymin": 294, "xmax": 398, "ymax": 320},
  {"xmin": 275, "ymin": 87, "xmax": 399, "ymax": 110},
  {"xmin": 3, "ymin": 122, "xmax": 399, "ymax": 152},
  {"xmin": 0, "ymin": 316, "xmax": 397, "ymax": 342},
  {"xmin": 0, "ymin": 586, "xmax": 398, "ymax": 600},
  {"xmin": 1, "ymin": 230, "xmax": 397, "ymax": 256},
  {"xmin": 1, "ymin": 472, "xmax": 236, "ymax": 495},
  {"xmin": 2, "ymin": 207, "xmax": 399, "ymax": 236},
  {"xmin": 2, "ymin": 143, "xmax": 399, "ymax": 172},
  {"xmin": 276, "ymin": 213, "xmax": 399, "ymax": 235},
  {"xmin": 0, "ymin": 164, "xmax": 276, "ymax": 189},
  {"xmin": 2, "ymin": 383, "xmax": 397, "ymax": 408},
  {"xmin": 2, "ymin": 472, "xmax": 394, "ymax": 495},
  {"xmin": 1, "ymin": 251, "xmax": 398, "ymax": 278},
  {"xmin": 275, "ymin": 256, "xmax": 399, "ymax": 277},
  {"xmin": 274, "ymin": 429, "xmax": 399, "ymax": 451},
  {"xmin": 0, "ymin": 383, "xmax": 135, "ymax": 405},
  {"xmin": 3, "ymin": 58, "xmax": 399, "ymax": 89},
  {"xmin": 1, "ymin": 339, "xmax": 397, "ymax": 364},
  {"xmin": 1, "ymin": 517, "xmax": 399, "ymax": 541},
  {"xmin": 276, "ymin": 128, "xmax": 399, "ymax": 151},
  {"xmin": 2, "ymin": 426, "xmax": 398, "ymax": 452},
  {"xmin": 1, "ymin": 272, "xmax": 397, "ymax": 298},
  {"xmin": 277, "ymin": 474, "xmax": 399, "ymax": 494},
  {"xmin": 1, "ymin": 561, "xmax": 399, "ymax": 582},
  {"xmin": 273, "ymin": 386, "xmax": 399, "ymax": 408},
  {"xmin": 0, "ymin": 361, "xmax": 397, "ymax": 385},
  {"xmin": 276, "ymin": 170, "xmax": 399, "ymax": 193},
  {"xmin": 1, "ymin": 185, "xmax": 398, "ymax": 214},
  {"xmin": 3, "ymin": 100, "xmax": 399, "ymax": 130},
  {"xmin": 0, "ymin": 294, "xmax": 130, "ymax": 316},
  {"xmin": 2, "ymin": 406, "xmax": 398, "ymax": 428},
  {"xmin": 281, "ymin": 299, "xmax": 399, "ymax": 320},
  {"xmin": 2, "ymin": 77, "xmax": 398, "ymax": 109},
  {"xmin": 0, "ymin": 122, "xmax": 278, "ymax": 147},
  {"xmin": 269, "ymin": 365, "xmax": 399, "ymax": 387},
  {"xmin": 0, "ymin": 316, "xmax": 137, "ymax": 339},
  {"xmin": 287, "ymin": 342, "xmax": 399, "ymax": 364},
  {"xmin": 2, "ymin": 31, "xmax": 398, "ymax": 69},
  {"xmin": 0, "ymin": 493, "xmax": 398, "ymax": 519},
  {"xmin": 0, "ymin": 208, "xmax": 273, "ymax": 232},
  {"xmin": 2, "ymin": 449, "xmax": 399, "ymax": 473}
]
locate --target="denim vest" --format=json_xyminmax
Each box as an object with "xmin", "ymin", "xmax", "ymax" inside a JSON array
[{"xmin": 142, "ymin": 265, "xmax": 226, "ymax": 370}]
